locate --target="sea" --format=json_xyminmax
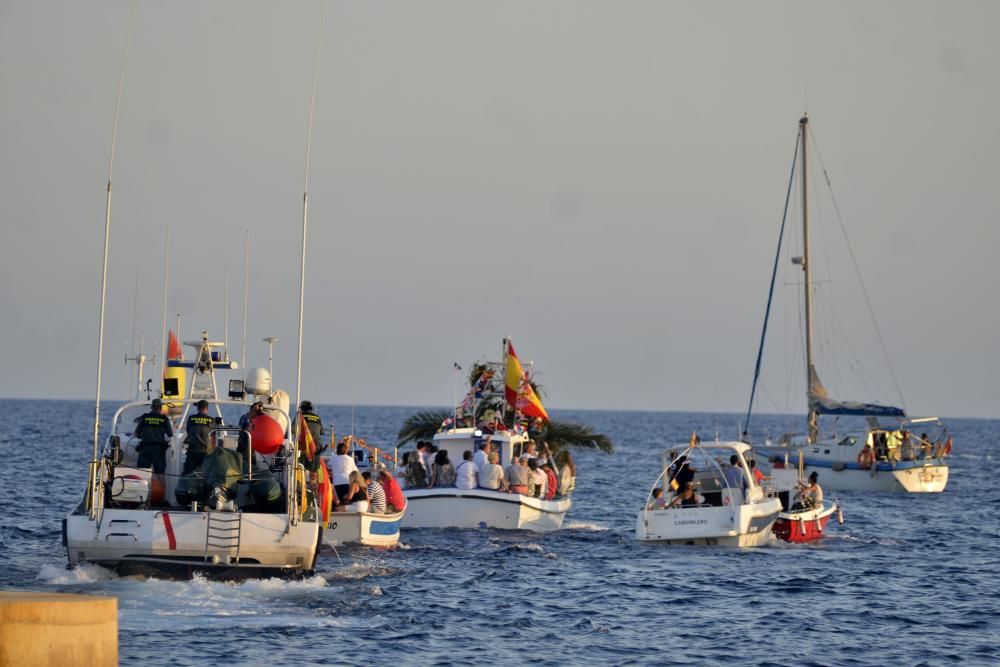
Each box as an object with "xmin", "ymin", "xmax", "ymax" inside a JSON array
[{"xmin": 1, "ymin": 399, "xmax": 997, "ymax": 666}]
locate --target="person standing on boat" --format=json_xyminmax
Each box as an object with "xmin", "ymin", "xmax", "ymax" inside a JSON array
[
  {"xmin": 455, "ymin": 450, "xmax": 479, "ymax": 490},
  {"xmin": 298, "ymin": 400, "xmax": 324, "ymax": 473},
  {"xmin": 183, "ymin": 399, "xmax": 214, "ymax": 475},
  {"xmin": 724, "ymin": 455, "xmax": 748, "ymax": 493},
  {"xmin": 135, "ymin": 398, "xmax": 173, "ymax": 474},
  {"xmin": 328, "ymin": 440, "xmax": 358, "ymax": 501}
]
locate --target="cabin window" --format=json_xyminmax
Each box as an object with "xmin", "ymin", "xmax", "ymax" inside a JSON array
[{"xmin": 837, "ymin": 436, "xmax": 858, "ymax": 447}]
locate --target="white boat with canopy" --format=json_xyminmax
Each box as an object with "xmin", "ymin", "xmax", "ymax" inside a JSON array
[
  {"xmin": 636, "ymin": 440, "xmax": 781, "ymax": 547},
  {"xmin": 745, "ymin": 116, "xmax": 951, "ymax": 493}
]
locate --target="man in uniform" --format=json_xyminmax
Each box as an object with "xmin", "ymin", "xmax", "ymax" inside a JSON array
[
  {"xmin": 298, "ymin": 400, "xmax": 324, "ymax": 473},
  {"xmin": 135, "ymin": 398, "xmax": 173, "ymax": 474},
  {"xmin": 183, "ymin": 399, "xmax": 215, "ymax": 475}
]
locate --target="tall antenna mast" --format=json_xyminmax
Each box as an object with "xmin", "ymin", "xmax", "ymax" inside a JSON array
[
  {"xmin": 241, "ymin": 230, "xmax": 249, "ymax": 377},
  {"xmin": 91, "ymin": 0, "xmax": 136, "ymax": 487},
  {"xmin": 294, "ymin": 0, "xmax": 327, "ymax": 418},
  {"xmin": 224, "ymin": 264, "xmax": 230, "ymax": 359},
  {"xmin": 159, "ymin": 227, "xmax": 170, "ymax": 376}
]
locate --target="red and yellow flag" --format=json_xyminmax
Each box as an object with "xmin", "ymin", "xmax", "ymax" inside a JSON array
[
  {"xmin": 505, "ymin": 341, "xmax": 550, "ymax": 422},
  {"xmin": 317, "ymin": 459, "xmax": 333, "ymax": 525},
  {"xmin": 298, "ymin": 413, "xmax": 317, "ymax": 463}
]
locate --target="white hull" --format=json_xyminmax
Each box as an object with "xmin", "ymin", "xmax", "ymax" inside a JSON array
[
  {"xmin": 65, "ymin": 508, "xmax": 320, "ymax": 578},
  {"xmin": 635, "ymin": 498, "xmax": 782, "ymax": 547},
  {"xmin": 762, "ymin": 454, "xmax": 949, "ymax": 493},
  {"xmin": 403, "ymin": 489, "xmax": 570, "ymax": 532},
  {"xmin": 325, "ymin": 510, "xmax": 403, "ymax": 547}
]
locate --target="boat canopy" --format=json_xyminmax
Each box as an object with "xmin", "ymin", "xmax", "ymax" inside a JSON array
[{"xmin": 808, "ymin": 367, "xmax": 905, "ymax": 418}]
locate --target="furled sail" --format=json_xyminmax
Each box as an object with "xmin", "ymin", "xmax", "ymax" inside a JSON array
[{"xmin": 807, "ymin": 366, "xmax": 905, "ymax": 417}]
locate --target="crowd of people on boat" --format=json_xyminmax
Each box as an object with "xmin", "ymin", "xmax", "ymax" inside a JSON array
[
  {"xmin": 855, "ymin": 429, "xmax": 952, "ymax": 468},
  {"xmin": 395, "ymin": 438, "xmax": 576, "ymax": 500},
  {"xmin": 646, "ymin": 447, "xmax": 767, "ymax": 511},
  {"xmin": 326, "ymin": 439, "xmax": 406, "ymax": 514}
]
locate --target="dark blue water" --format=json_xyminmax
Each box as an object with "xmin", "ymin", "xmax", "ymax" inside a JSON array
[{"xmin": 2, "ymin": 399, "xmax": 998, "ymax": 666}]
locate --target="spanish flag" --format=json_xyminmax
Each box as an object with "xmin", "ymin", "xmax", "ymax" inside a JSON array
[
  {"xmin": 298, "ymin": 413, "xmax": 317, "ymax": 463},
  {"xmin": 505, "ymin": 340, "xmax": 550, "ymax": 422}
]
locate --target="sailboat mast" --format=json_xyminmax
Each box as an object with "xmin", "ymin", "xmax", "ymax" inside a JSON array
[{"xmin": 799, "ymin": 115, "xmax": 817, "ymax": 441}]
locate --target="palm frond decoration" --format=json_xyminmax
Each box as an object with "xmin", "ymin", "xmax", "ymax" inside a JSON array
[
  {"xmin": 397, "ymin": 411, "xmax": 450, "ymax": 446},
  {"xmin": 541, "ymin": 420, "xmax": 614, "ymax": 453}
]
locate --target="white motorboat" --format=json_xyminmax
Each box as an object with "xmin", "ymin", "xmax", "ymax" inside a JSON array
[
  {"xmin": 65, "ymin": 334, "xmax": 323, "ymax": 579},
  {"xmin": 402, "ymin": 428, "xmax": 572, "ymax": 532},
  {"xmin": 745, "ymin": 115, "xmax": 951, "ymax": 492},
  {"xmin": 636, "ymin": 441, "xmax": 781, "ymax": 547}
]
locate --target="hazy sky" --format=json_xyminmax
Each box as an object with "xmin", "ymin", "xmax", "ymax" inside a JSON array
[{"xmin": 2, "ymin": 1, "xmax": 998, "ymax": 418}]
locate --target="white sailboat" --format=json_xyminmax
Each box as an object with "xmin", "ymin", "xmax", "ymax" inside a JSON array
[{"xmin": 747, "ymin": 116, "xmax": 951, "ymax": 493}]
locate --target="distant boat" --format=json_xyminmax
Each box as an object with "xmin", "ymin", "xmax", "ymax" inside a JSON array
[{"xmin": 747, "ymin": 116, "xmax": 951, "ymax": 493}]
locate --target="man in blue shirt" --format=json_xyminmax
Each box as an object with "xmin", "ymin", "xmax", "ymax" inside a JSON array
[{"xmin": 724, "ymin": 454, "xmax": 747, "ymax": 492}]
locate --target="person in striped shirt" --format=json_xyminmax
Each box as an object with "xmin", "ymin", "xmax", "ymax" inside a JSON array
[{"xmin": 363, "ymin": 471, "xmax": 387, "ymax": 514}]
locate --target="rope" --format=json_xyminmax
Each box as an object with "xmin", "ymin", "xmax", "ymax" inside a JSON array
[
  {"xmin": 807, "ymin": 126, "xmax": 907, "ymax": 412},
  {"xmin": 745, "ymin": 130, "xmax": 801, "ymax": 433}
]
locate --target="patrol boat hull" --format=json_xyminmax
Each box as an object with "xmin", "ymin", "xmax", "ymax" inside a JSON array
[
  {"xmin": 402, "ymin": 488, "xmax": 570, "ymax": 532},
  {"xmin": 65, "ymin": 506, "xmax": 320, "ymax": 580}
]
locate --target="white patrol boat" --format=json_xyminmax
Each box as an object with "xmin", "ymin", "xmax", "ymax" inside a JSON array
[
  {"xmin": 636, "ymin": 441, "xmax": 781, "ymax": 547},
  {"xmin": 64, "ymin": 333, "xmax": 322, "ymax": 579},
  {"xmin": 401, "ymin": 428, "xmax": 572, "ymax": 532}
]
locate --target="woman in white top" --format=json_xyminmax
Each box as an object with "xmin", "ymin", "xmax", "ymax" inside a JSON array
[
  {"xmin": 478, "ymin": 451, "xmax": 508, "ymax": 491},
  {"xmin": 328, "ymin": 441, "xmax": 359, "ymax": 501}
]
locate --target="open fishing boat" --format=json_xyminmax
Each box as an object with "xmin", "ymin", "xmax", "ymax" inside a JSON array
[
  {"xmin": 636, "ymin": 441, "xmax": 781, "ymax": 547},
  {"xmin": 768, "ymin": 458, "xmax": 842, "ymax": 543},
  {"xmin": 322, "ymin": 436, "xmax": 403, "ymax": 547},
  {"xmin": 745, "ymin": 116, "xmax": 951, "ymax": 493},
  {"xmin": 398, "ymin": 340, "xmax": 576, "ymax": 532},
  {"xmin": 401, "ymin": 427, "xmax": 572, "ymax": 532},
  {"xmin": 64, "ymin": 334, "xmax": 323, "ymax": 578}
]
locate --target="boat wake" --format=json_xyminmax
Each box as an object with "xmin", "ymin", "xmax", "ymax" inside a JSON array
[{"xmin": 36, "ymin": 562, "xmax": 118, "ymax": 585}]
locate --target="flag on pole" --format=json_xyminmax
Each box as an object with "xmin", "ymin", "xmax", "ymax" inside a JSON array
[
  {"xmin": 298, "ymin": 412, "xmax": 317, "ymax": 463},
  {"xmin": 167, "ymin": 330, "xmax": 183, "ymax": 360},
  {"xmin": 505, "ymin": 340, "xmax": 549, "ymax": 422}
]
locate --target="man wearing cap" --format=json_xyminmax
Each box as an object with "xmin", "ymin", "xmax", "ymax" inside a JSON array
[
  {"xmin": 297, "ymin": 400, "xmax": 325, "ymax": 474},
  {"xmin": 183, "ymin": 399, "xmax": 215, "ymax": 475},
  {"xmin": 135, "ymin": 398, "xmax": 173, "ymax": 474}
]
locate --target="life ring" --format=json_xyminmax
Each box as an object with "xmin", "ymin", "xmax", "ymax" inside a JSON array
[{"xmin": 296, "ymin": 468, "xmax": 308, "ymax": 515}]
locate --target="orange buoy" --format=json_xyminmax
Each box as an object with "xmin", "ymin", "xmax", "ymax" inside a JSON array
[{"xmin": 249, "ymin": 414, "xmax": 284, "ymax": 455}]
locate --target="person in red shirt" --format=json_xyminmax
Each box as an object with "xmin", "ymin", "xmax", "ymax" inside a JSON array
[
  {"xmin": 543, "ymin": 463, "xmax": 558, "ymax": 500},
  {"xmin": 378, "ymin": 469, "xmax": 406, "ymax": 512}
]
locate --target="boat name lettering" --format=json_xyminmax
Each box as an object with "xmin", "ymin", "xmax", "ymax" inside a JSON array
[{"xmin": 673, "ymin": 519, "xmax": 708, "ymax": 526}]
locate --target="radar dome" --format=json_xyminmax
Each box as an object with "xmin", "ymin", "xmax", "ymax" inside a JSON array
[{"xmin": 245, "ymin": 367, "xmax": 272, "ymax": 396}]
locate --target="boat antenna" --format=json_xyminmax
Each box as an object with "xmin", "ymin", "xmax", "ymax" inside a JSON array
[
  {"xmin": 159, "ymin": 227, "xmax": 170, "ymax": 378},
  {"xmin": 241, "ymin": 230, "xmax": 249, "ymax": 378},
  {"xmin": 744, "ymin": 128, "xmax": 801, "ymax": 434},
  {"xmin": 294, "ymin": 0, "xmax": 327, "ymax": 422},
  {"xmin": 91, "ymin": 0, "xmax": 136, "ymax": 490},
  {"xmin": 224, "ymin": 264, "xmax": 230, "ymax": 359}
]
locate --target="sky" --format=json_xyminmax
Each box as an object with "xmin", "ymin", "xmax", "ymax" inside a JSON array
[{"xmin": 1, "ymin": 1, "xmax": 998, "ymax": 419}]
